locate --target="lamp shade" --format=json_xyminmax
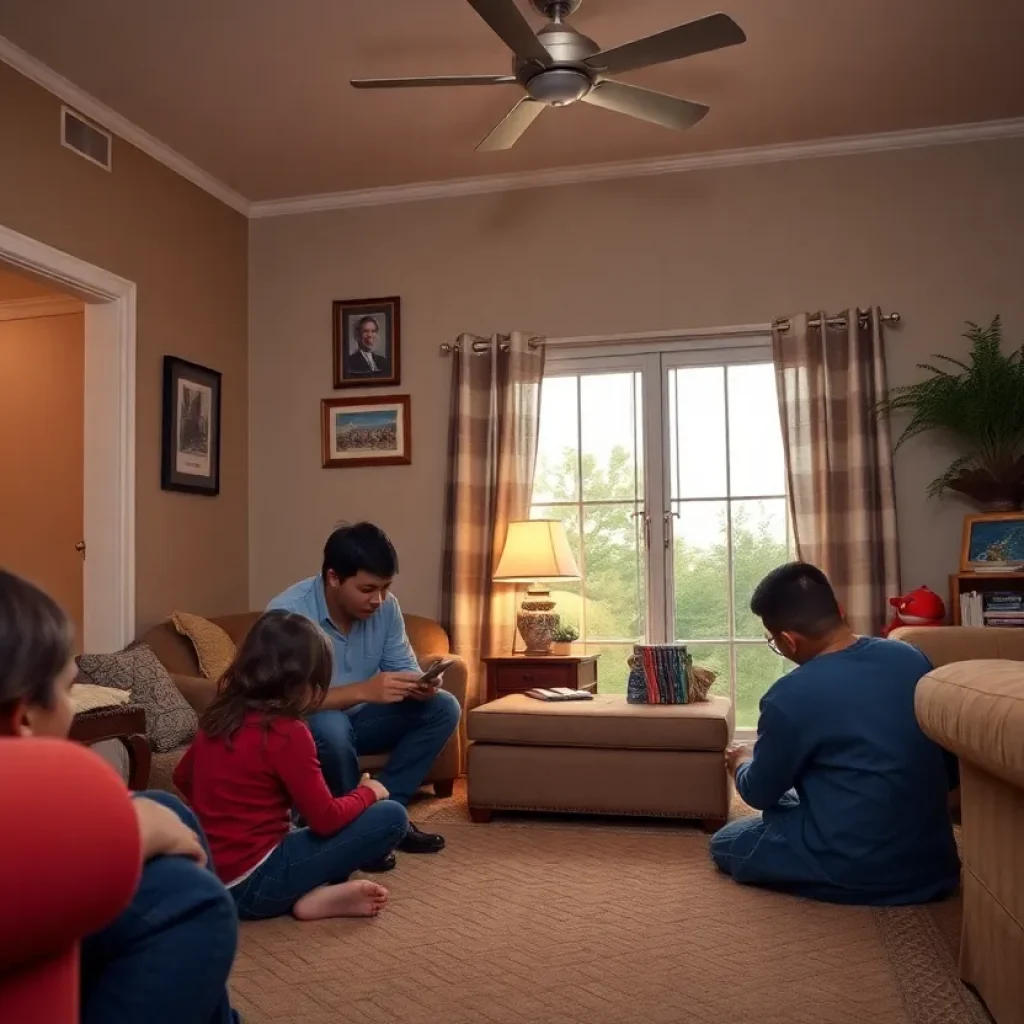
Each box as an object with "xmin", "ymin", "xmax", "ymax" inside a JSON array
[{"xmin": 493, "ymin": 520, "xmax": 580, "ymax": 583}]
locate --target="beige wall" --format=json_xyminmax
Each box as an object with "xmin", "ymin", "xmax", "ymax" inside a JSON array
[
  {"xmin": 250, "ymin": 138, "xmax": 1024, "ymax": 619},
  {"xmin": 0, "ymin": 63, "xmax": 249, "ymax": 632}
]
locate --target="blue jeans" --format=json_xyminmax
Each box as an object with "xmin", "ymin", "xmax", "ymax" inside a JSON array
[
  {"xmin": 80, "ymin": 791, "xmax": 238, "ymax": 1024},
  {"xmin": 709, "ymin": 792, "xmax": 958, "ymax": 906},
  {"xmin": 231, "ymin": 800, "xmax": 409, "ymax": 920},
  {"xmin": 308, "ymin": 689, "xmax": 461, "ymax": 805}
]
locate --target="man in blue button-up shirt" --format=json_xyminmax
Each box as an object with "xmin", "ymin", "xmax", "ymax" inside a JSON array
[{"xmin": 268, "ymin": 523, "xmax": 461, "ymax": 870}]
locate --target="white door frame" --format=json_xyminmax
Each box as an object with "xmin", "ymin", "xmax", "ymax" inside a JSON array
[{"xmin": 0, "ymin": 222, "xmax": 136, "ymax": 652}]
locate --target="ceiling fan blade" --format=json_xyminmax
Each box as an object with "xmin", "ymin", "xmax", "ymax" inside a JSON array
[
  {"xmin": 582, "ymin": 81, "xmax": 708, "ymax": 132},
  {"xmin": 466, "ymin": 0, "xmax": 550, "ymax": 64},
  {"xmin": 351, "ymin": 75, "xmax": 517, "ymax": 89},
  {"xmin": 476, "ymin": 97, "xmax": 545, "ymax": 151},
  {"xmin": 584, "ymin": 13, "xmax": 746, "ymax": 76}
]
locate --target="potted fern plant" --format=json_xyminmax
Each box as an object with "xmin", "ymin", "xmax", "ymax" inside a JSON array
[{"xmin": 877, "ymin": 317, "xmax": 1024, "ymax": 510}]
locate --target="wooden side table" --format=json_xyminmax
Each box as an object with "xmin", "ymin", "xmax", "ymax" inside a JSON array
[
  {"xmin": 70, "ymin": 705, "xmax": 151, "ymax": 791},
  {"xmin": 482, "ymin": 653, "xmax": 599, "ymax": 702}
]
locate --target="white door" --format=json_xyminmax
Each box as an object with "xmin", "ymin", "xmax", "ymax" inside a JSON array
[{"xmin": 532, "ymin": 336, "xmax": 792, "ymax": 733}]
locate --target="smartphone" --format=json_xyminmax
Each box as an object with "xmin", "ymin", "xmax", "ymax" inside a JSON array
[{"xmin": 417, "ymin": 658, "xmax": 454, "ymax": 686}]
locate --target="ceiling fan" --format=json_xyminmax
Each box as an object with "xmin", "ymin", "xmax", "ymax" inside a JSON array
[{"xmin": 350, "ymin": 0, "xmax": 746, "ymax": 151}]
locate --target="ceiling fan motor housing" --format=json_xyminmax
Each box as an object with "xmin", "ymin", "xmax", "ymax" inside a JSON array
[{"xmin": 518, "ymin": 22, "xmax": 600, "ymax": 106}]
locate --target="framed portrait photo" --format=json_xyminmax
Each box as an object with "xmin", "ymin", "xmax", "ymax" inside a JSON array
[
  {"xmin": 161, "ymin": 356, "xmax": 221, "ymax": 496},
  {"xmin": 961, "ymin": 512, "xmax": 1024, "ymax": 570},
  {"xmin": 332, "ymin": 296, "xmax": 401, "ymax": 389},
  {"xmin": 321, "ymin": 394, "xmax": 411, "ymax": 469}
]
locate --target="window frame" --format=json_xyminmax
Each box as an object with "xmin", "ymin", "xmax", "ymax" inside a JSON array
[{"xmin": 539, "ymin": 332, "xmax": 785, "ymax": 737}]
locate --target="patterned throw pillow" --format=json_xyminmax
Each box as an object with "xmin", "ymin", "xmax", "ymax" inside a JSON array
[
  {"xmin": 171, "ymin": 611, "xmax": 237, "ymax": 680},
  {"xmin": 77, "ymin": 644, "xmax": 198, "ymax": 752}
]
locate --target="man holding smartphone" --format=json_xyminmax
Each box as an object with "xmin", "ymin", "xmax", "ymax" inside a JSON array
[{"xmin": 267, "ymin": 522, "xmax": 461, "ymax": 872}]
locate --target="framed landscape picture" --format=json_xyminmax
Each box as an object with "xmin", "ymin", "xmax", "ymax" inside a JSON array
[
  {"xmin": 332, "ymin": 296, "xmax": 401, "ymax": 389},
  {"xmin": 161, "ymin": 356, "xmax": 221, "ymax": 496},
  {"xmin": 961, "ymin": 512, "xmax": 1024, "ymax": 570},
  {"xmin": 321, "ymin": 394, "xmax": 411, "ymax": 469}
]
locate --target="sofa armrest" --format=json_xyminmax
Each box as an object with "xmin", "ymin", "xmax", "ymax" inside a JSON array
[
  {"xmin": 0, "ymin": 738, "xmax": 141, "ymax": 970},
  {"xmin": 893, "ymin": 625, "xmax": 1024, "ymax": 668},
  {"xmin": 171, "ymin": 672, "xmax": 218, "ymax": 715},
  {"xmin": 915, "ymin": 661, "xmax": 1024, "ymax": 789}
]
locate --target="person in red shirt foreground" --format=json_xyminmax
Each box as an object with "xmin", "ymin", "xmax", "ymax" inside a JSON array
[
  {"xmin": 0, "ymin": 570, "xmax": 239, "ymax": 1024},
  {"xmin": 174, "ymin": 610, "xmax": 408, "ymax": 920}
]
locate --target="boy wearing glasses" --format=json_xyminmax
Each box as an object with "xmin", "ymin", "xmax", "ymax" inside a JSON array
[{"xmin": 709, "ymin": 562, "xmax": 960, "ymax": 905}]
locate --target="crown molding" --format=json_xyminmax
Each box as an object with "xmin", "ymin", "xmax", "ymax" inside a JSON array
[
  {"xmin": 249, "ymin": 116, "xmax": 1024, "ymax": 219},
  {"xmin": 0, "ymin": 34, "xmax": 250, "ymax": 216},
  {"xmin": 0, "ymin": 294, "xmax": 84, "ymax": 321}
]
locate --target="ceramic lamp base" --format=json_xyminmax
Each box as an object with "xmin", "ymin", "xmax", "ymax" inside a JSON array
[{"xmin": 517, "ymin": 584, "xmax": 559, "ymax": 654}]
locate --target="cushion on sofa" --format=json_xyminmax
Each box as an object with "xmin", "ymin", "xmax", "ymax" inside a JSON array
[
  {"xmin": 170, "ymin": 611, "xmax": 236, "ymax": 680},
  {"xmin": 77, "ymin": 644, "xmax": 198, "ymax": 753}
]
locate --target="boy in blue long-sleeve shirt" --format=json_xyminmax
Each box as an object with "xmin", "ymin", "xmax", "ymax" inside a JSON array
[{"xmin": 710, "ymin": 562, "xmax": 960, "ymax": 906}]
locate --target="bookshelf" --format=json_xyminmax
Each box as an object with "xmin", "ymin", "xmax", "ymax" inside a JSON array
[{"xmin": 949, "ymin": 572, "xmax": 1024, "ymax": 626}]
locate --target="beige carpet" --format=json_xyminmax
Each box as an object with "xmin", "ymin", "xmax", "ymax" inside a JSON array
[{"xmin": 230, "ymin": 783, "xmax": 989, "ymax": 1024}]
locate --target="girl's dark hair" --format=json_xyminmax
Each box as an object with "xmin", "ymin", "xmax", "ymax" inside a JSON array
[
  {"xmin": 0, "ymin": 569, "xmax": 74, "ymax": 718},
  {"xmin": 200, "ymin": 610, "xmax": 333, "ymax": 742}
]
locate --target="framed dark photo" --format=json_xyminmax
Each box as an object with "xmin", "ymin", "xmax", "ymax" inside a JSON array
[
  {"xmin": 321, "ymin": 394, "xmax": 411, "ymax": 469},
  {"xmin": 161, "ymin": 356, "xmax": 221, "ymax": 496},
  {"xmin": 332, "ymin": 296, "xmax": 401, "ymax": 389}
]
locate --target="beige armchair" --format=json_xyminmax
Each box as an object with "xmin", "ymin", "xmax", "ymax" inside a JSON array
[{"xmin": 894, "ymin": 626, "xmax": 1024, "ymax": 1024}]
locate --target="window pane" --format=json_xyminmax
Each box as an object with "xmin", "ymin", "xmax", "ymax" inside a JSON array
[
  {"xmin": 533, "ymin": 375, "xmax": 578, "ymax": 503},
  {"xmin": 673, "ymin": 500, "xmax": 728, "ymax": 640},
  {"xmin": 580, "ymin": 373, "xmax": 641, "ymax": 501},
  {"xmin": 530, "ymin": 505, "xmax": 581, "ymax": 632},
  {"xmin": 734, "ymin": 643, "xmax": 789, "ymax": 730},
  {"xmin": 727, "ymin": 364, "xmax": 786, "ymax": 498},
  {"xmin": 585, "ymin": 643, "xmax": 632, "ymax": 696},
  {"xmin": 670, "ymin": 366, "xmax": 726, "ymax": 499},
  {"xmin": 732, "ymin": 499, "xmax": 790, "ymax": 638},
  {"xmin": 580, "ymin": 503, "xmax": 644, "ymax": 641},
  {"xmin": 684, "ymin": 643, "xmax": 730, "ymax": 702}
]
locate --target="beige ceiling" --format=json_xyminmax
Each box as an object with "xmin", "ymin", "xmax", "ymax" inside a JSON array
[{"xmin": 2, "ymin": 0, "xmax": 1023, "ymax": 202}]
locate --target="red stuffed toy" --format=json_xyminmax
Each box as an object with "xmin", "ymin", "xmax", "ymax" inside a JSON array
[{"xmin": 881, "ymin": 586, "xmax": 946, "ymax": 637}]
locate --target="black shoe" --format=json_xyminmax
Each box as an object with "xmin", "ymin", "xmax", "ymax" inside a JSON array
[
  {"xmin": 397, "ymin": 822, "xmax": 445, "ymax": 854},
  {"xmin": 360, "ymin": 851, "xmax": 397, "ymax": 873}
]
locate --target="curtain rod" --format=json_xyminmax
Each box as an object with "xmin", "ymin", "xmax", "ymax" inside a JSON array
[{"xmin": 438, "ymin": 310, "xmax": 901, "ymax": 354}]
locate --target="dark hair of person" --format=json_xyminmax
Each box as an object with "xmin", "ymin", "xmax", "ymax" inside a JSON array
[
  {"xmin": 0, "ymin": 569, "xmax": 74, "ymax": 718},
  {"xmin": 321, "ymin": 522, "xmax": 399, "ymax": 583},
  {"xmin": 355, "ymin": 315, "xmax": 379, "ymax": 335},
  {"xmin": 200, "ymin": 611, "xmax": 332, "ymax": 744},
  {"xmin": 750, "ymin": 562, "xmax": 843, "ymax": 638}
]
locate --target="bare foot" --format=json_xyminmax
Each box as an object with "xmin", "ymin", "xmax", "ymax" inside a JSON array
[{"xmin": 292, "ymin": 880, "xmax": 389, "ymax": 922}]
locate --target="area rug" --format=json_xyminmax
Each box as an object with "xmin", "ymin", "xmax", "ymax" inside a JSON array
[{"xmin": 229, "ymin": 784, "xmax": 989, "ymax": 1024}]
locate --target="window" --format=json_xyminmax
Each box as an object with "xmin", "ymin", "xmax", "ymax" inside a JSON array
[{"xmin": 531, "ymin": 338, "xmax": 792, "ymax": 731}]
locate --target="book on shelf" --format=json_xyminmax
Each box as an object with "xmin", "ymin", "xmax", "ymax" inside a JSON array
[{"xmin": 960, "ymin": 591, "xmax": 984, "ymax": 626}]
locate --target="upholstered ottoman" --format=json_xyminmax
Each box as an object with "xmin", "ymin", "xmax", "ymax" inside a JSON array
[{"xmin": 467, "ymin": 693, "xmax": 734, "ymax": 829}]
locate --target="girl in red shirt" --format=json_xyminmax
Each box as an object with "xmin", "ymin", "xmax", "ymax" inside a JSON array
[{"xmin": 174, "ymin": 610, "xmax": 408, "ymax": 921}]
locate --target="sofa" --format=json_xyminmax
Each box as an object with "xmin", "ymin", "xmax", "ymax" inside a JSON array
[
  {"xmin": 894, "ymin": 626, "xmax": 1024, "ymax": 1024},
  {"xmin": 139, "ymin": 612, "xmax": 467, "ymax": 797}
]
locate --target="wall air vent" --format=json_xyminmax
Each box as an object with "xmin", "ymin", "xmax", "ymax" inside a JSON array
[{"xmin": 61, "ymin": 106, "xmax": 112, "ymax": 171}]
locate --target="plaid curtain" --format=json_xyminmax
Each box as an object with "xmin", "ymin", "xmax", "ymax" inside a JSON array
[
  {"xmin": 771, "ymin": 308, "xmax": 900, "ymax": 634},
  {"xmin": 441, "ymin": 332, "xmax": 545, "ymax": 712}
]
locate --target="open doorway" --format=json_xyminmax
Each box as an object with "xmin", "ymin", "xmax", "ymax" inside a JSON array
[{"xmin": 0, "ymin": 223, "xmax": 136, "ymax": 653}]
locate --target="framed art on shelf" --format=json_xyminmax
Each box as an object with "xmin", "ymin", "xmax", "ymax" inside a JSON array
[
  {"xmin": 161, "ymin": 356, "xmax": 221, "ymax": 496},
  {"xmin": 321, "ymin": 394, "xmax": 411, "ymax": 469},
  {"xmin": 332, "ymin": 296, "xmax": 401, "ymax": 389},
  {"xmin": 960, "ymin": 512, "xmax": 1024, "ymax": 571}
]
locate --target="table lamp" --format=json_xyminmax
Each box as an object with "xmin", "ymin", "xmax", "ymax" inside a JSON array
[{"xmin": 493, "ymin": 519, "xmax": 581, "ymax": 654}]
